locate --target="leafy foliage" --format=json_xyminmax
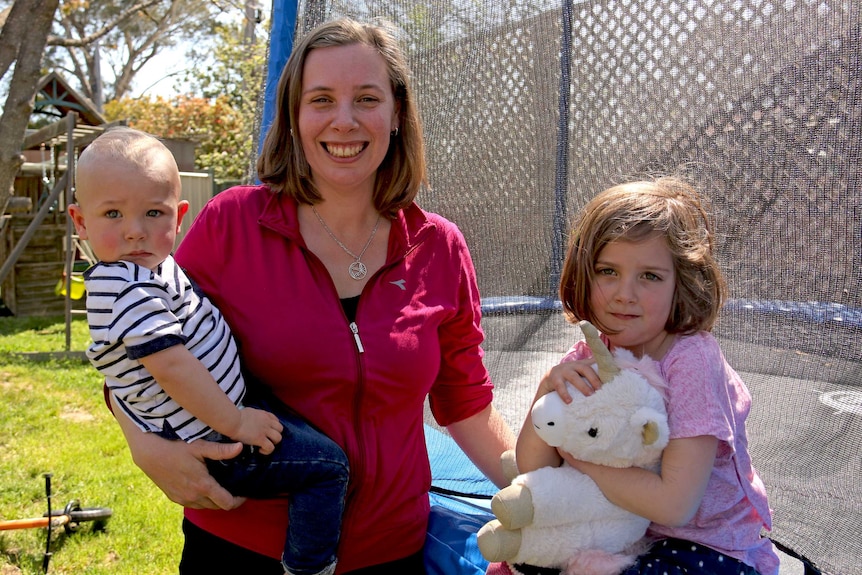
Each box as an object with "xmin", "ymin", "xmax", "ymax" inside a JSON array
[
  {"xmin": 101, "ymin": 19, "xmax": 267, "ymax": 183},
  {"xmin": 103, "ymin": 94, "xmax": 252, "ymax": 182},
  {"xmin": 183, "ymin": 20, "xmax": 268, "ymax": 112}
]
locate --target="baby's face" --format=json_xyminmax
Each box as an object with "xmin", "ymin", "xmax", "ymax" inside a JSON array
[{"xmin": 71, "ymin": 160, "xmax": 187, "ymax": 271}]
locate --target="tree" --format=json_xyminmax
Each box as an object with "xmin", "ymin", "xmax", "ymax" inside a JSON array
[
  {"xmin": 46, "ymin": 0, "xmax": 232, "ymax": 109},
  {"xmin": 0, "ymin": 0, "xmax": 59, "ymax": 211},
  {"xmin": 103, "ymin": 17, "xmax": 267, "ymax": 183},
  {"xmin": 0, "ymin": 0, "xmax": 256, "ymax": 214},
  {"xmin": 183, "ymin": 18, "xmax": 267, "ymax": 178},
  {"xmin": 183, "ymin": 19, "xmax": 267, "ymax": 111}
]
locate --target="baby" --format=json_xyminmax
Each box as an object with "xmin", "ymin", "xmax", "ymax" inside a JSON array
[{"xmin": 69, "ymin": 127, "xmax": 348, "ymax": 575}]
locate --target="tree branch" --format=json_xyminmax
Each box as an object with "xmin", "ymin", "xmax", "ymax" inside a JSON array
[
  {"xmin": 0, "ymin": 0, "xmax": 60, "ymax": 207},
  {"xmin": 0, "ymin": 0, "xmax": 41, "ymax": 82},
  {"xmin": 46, "ymin": 0, "xmax": 162, "ymax": 48}
]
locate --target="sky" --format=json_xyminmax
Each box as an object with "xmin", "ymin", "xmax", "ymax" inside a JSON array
[
  {"xmin": 129, "ymin": 43, "xmax": 194, "ymax": 99},
  {"xmin": 129, "ymin": 3, "xmax": 271, "ymax": 99}
]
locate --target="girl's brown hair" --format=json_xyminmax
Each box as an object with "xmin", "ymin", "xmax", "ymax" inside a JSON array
[
  {"xmin": 559, "ymin": 176, "xmax": 727, "ymax": 334},
  {"xmin": 256, "ymin": 18, "xmax": 427, "ymax": 217}
]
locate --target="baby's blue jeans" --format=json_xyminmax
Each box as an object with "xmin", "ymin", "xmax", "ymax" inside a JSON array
[{"xmin": 163, "ymin": 393, "xmax": 349, "ymax": 575}]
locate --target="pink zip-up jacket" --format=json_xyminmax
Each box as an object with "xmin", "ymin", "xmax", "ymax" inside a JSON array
[{"xmin": 173, "ymin": 185, "xmax": 494, "ymax": 573}]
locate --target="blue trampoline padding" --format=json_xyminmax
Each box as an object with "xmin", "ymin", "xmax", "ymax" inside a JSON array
[
  {"xmin": 425, "ymin": 424, "xmax": 496, "ymax": 574},
  {"xmin": 425, "ymin": 502, "xmax": 494, "ymax": 575}
]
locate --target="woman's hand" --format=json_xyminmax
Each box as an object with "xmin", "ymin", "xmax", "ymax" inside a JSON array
[
  {"xmin": 111, "ymin": 394, "xmax": 246, "ymax": 510},
  {"xmin": 137, "ymin": 433, "xmax": 246, "ymax": 510},
  {"xmin": 447, "ymin": 404, "xmax": 516, "ymax": 489}
]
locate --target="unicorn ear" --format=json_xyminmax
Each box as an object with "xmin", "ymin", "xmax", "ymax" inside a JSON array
[
  {"xmin": 579, "ymin": 321, "xmax": 620, "ymax": 383},
  {"xmin": 642, "ymin": 421, "xmax": 660, "ymax": 446},
  {"xmin": 632, "ymin": 406, "xmax": 669, "ymax": 448}
]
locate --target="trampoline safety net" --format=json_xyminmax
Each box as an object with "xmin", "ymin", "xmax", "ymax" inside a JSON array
[{"xmin": 277, "ymin": 2, "xmax": 861, "ymax": 574}]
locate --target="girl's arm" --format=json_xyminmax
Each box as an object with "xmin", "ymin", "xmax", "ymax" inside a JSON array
[
  {"xmin": 516, "ymin": 358, "xmax": 605, "ymax": 473},
  {"xmin": 563, "ymin": 434, "xmax": 717, "ymax": 526},
  {"xmin": 448, "ymin": 403, "xmax": 516, "ymax": 488},
  {"xmin": 109, "ymin": 393, "xmax": 246, "ymax": 510}
]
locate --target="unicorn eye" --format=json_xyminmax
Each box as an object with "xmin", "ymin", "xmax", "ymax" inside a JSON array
[{"xmin": 588, "ymin": 428, "xmax": 598, "ymax": 437}]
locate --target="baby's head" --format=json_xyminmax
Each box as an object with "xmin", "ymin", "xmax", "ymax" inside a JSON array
[
  {"xmin": 69, "ymin": 127, "xmax": 188, "ymax": 270},
  {"xmin": 560, "ymin": 176, "xmax": 727, "ymax": 334}
]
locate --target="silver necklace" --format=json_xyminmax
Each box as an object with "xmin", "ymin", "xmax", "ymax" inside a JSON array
[{"xmin": 311, "ymin": 206, "xmax": 381, "ymax": 280}]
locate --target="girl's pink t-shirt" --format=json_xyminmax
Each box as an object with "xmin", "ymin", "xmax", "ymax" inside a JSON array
[{"xmin": 561, "ymin": 331, "xmax": 779, "ymax": 575}]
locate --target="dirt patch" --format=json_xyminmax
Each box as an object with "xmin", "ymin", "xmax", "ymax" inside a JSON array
[
  {"xmin": 59, "ymin": 408, "xmax": 94, "ymax": 423},
  {"xmin": 0, "ymin": 562, "xmax": 23, "ymax": 574}
]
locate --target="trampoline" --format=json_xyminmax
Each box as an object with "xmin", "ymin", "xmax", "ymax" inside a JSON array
[{"xmin": 265, "ymin": 2, "xmax": 861, "ymax": 574}]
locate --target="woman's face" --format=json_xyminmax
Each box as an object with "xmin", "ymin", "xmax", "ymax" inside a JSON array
[{"xmin": 297, "ymin": 43, "xmax": 399, "ymax": 198}]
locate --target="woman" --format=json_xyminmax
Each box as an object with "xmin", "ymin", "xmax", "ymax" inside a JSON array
[{"xmin": 111, "ymin": 17, "xmax": 515, "ymax": 574}]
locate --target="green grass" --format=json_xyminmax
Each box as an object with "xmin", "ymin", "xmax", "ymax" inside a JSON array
[{"xmin": 0, "ymin": 316, "xmax": 182, "ymax": 574}]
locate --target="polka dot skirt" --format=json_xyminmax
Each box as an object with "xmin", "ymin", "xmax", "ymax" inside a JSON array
[
  {"xmin": 484, "ymin": 539, "xmax": 761, "ymax": 575},
  {"xmin": 620, "ymin": 538, "xmax": 762, "ymax": 575}
]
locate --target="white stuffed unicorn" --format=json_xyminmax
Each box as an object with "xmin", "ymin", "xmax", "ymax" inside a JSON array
[{"xmin": 478, "ymin": 321, "xmax": 669, "ymax": 575}]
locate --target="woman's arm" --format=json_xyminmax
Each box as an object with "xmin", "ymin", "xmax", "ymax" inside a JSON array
[
  {"xmin": 110, "ymin": 393, "xmax": 247, "ymax": 510},
  {"xmin": 447, "ymin": 403, "xmax": 516, "ymax": 488},
  {"xmin": 563, "ymin": 434, "xmax": 717, "ymax": 526}
]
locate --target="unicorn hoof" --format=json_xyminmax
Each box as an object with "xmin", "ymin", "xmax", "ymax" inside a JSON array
[
  {"xmin": 477, "ymin": 520, "xmax": 522, "ymax": 562},
  {"xmin": 492, "ymin": 484, "xmax": 534, "ymax": 529}
]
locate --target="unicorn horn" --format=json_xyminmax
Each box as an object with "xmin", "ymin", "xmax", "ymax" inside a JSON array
[{"xmin": 579, "ymin": 321, "xmax": 620, "ymax": 383}]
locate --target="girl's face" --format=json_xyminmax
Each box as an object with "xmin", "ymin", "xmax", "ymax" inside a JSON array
[
  {"xmin": 297, "ymin": 43, "xmax": 399, "ymax": 199},
  {"xmin": 589, "ymin": 235, "xmax": 677, "ymax": 358}
]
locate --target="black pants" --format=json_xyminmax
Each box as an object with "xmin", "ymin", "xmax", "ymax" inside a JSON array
[{"xmin": 179, "ymin": 518, "xmax": 427, "ymax": 574}]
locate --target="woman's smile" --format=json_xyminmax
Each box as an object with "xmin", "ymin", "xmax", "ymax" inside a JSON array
[{"xmin": 323, "ymin": 142, "xmax": 367, "ymax": 158}]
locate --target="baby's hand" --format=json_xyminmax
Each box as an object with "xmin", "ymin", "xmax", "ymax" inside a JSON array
[
  {"xmin": 233, "ymin": 407, "xmax": 283, "ymax": 455},
  {"xmin": 537, "ymin": 359, "xmax": 603, "ymax": 403}
]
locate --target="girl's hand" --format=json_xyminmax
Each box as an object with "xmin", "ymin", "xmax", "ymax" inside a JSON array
[
  {"xmin": 517, "ymin": 358, "xmax": 602, "ymax": 473},
  {"xmin": 558, "ymin": 448, "xmax": 593, "ymax": 472},
  {"xmin": 536, "ymin": 358, "xmax": 603, "ymax": 403},
  {"xmin": 233, "ymin": 407, "xmax": 283, "ymax": 455}
]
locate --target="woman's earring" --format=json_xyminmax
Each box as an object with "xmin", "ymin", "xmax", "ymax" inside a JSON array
[{"xmin": 390, "ymin": 127, "xmax": 399, "ymax": 137}]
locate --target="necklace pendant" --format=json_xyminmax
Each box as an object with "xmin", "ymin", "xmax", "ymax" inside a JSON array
[
  {"xmin": 310, "ymin": 206, "xmax": 380, "ymax": 282},
  {"xmin": 348, "ymin": 260, "xmax": 368, "ymax": 280}
]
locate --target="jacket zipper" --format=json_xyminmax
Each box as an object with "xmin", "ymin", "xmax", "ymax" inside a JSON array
[
  {"xmin": 349, "ymin": 322, "xmax": 364, "ymax": 353},
  {"xmin": 292, "ymin": 209, "xmax": 432, "ymax": 555},
  {"xmin": 342, "ymin": 316, "xmax": 366, "ymax": 546}
]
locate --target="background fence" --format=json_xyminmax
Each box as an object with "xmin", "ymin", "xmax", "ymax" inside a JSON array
[{"xmin": 269, "ymin": 2, "xmax": 862, "ymax": 573}]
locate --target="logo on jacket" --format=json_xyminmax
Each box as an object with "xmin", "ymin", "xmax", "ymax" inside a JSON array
[{"xmin": 390, "ymin": 279, "xmax": 407, "ymax": 290}]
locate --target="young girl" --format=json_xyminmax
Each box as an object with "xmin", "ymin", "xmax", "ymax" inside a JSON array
[{"xmin": 511, "ymin": 177, "xmax": 779, "ymax": 575}]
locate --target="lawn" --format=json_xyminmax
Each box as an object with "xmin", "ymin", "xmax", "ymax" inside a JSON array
[{"xmin": 0, "ymin": 315, "xmax": 183, "ymax": 574}]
